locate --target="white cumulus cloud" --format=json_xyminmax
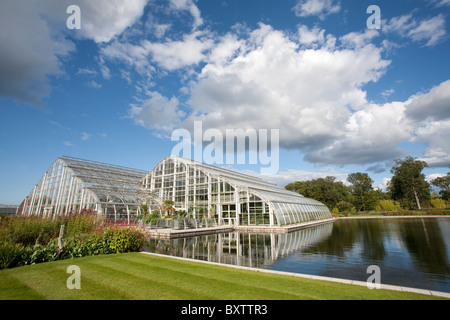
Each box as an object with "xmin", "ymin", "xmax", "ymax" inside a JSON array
[
  {"xmin": 292, "ymin": 0, "xmax": 341, "ymax": 19},
  {"xmin": 0, "ymin": 0, "xmax": 74, "ymax": 105},
  {"xmin": 383, "ymin": 13, "xmax": 447, "ymax": 47},
  {"xmin": 129, "ymin": 91, "xmax": 185, "ymax": 133},
  {"xmin": 0, "ymin": 0, "xmax": 150, "ymax": 106},
  {"xmin": 39, "ymin": 0, "xmax": 149, "ymax": 43}
]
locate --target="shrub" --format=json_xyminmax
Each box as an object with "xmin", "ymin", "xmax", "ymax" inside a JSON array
[
  {"xmin": 104, "ymin": 227, "xmax": 146, "ymax": 254},
  {"xmin": 26, "ymin": 242, "xmax": 60, "ymax": 264},
  {"xmin": 64, "ymin": 213, "xmax": 102, "ymax": 237},
  {"xmin": 375, "ymin": 200, "xmax": 402, "ymax": 211},
  {"xmin": 60, "ymin": 227, "xmax": 145, "ymax": 257},
  {"xmin": 5, "ymin": 216, "xmax": 61, "ymax": 246},
  {"xmin": 0, "ymin": 228, "xmax": 7, "ymax": 242},
  {"xmin": 0, "ymin": 242, "xmax": 26, "ymax": 269},
  {"xmin": 2, "ymin": 213, "xmax": 103, "ymax": 247},
  {"xmin": 431, "ymin": 198, "xmax": 447, "ymax": 209},
  {"xmin": 141, "ymin": 214, "xmax": 158, "ymax": 225},
  {"xmin": 59, "ymin": 233, "xmax": 112, "ymax": 259},
  {"xmin": 336, "ymin": 200, "xmax": 353, "ymax": 213}
]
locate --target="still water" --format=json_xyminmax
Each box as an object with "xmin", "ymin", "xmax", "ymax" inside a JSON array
[{"xmin": 143, "ymin": 217, "xmax": 450, "ymax": 292}]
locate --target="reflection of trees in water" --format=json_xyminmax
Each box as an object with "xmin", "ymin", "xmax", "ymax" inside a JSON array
[
  {"xmin": 359, "ymin": 219, "xmax": 386, "ymax": 261},
  {"xmin": 304, "ymin": 218, "xmax": 450, "ymax": 278},
  {"xmin": 399, "ymin": 218, "xmax": 450, "ymax": 275},
  {"xmin": 306, "ymin": 218, "xmax": 387, "ymax": 261},
  {"xmin": 301, "ymin": 219, "xmax": 360, "ymax": 257}
]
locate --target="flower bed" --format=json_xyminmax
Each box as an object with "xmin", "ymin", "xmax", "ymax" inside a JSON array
[{"xmin": 0, "ymin": 213, "xmax": 147, "ymax": 269}]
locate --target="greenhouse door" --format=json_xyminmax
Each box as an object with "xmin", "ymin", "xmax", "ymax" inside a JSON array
[{"xmin": 222, "ymin": 204, "xmax": 236, "ymax": 226}]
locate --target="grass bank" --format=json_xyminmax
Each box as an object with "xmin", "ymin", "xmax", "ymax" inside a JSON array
[{"xmin": 0, "ymin": 252, "xmax": 446, "ymax": 300}]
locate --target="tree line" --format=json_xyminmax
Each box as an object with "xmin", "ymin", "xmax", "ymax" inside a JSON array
[{"xmin": 285, "ymin": 156, "xmax": 450, "ymax": 213}]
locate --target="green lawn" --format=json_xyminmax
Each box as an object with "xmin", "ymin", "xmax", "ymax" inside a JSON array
[{"xmin": 0, "ymin": 252, "xmax": 446, "ymax": 300}]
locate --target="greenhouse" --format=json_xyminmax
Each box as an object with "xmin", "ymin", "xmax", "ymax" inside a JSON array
[
  {"xmin": 143, "ymin": 156, "xmax": 331, "ymax": 227},
  {"xmin": 19, "ymin": 156, "xmax": 161, "ymax": 222},
  {"xmin": 20, "ymin": 155, "xmax": 331, "ymax": 228}
]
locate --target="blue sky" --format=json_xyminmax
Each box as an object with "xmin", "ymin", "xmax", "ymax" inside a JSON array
[{"xmin": 1, "ymin": 0, "xmax": 449, "ymax": 205}]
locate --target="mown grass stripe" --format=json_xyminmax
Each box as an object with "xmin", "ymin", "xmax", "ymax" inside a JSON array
[
  {"xmin": 122, "ymin": 254, "xmax": 314, "ymax": 299},
  {"xmin": 130, "ymin": 254, "xmax": 354, "ymax": 299},
  {"xmin": 81, "ymin": 259, "xmax": 215, "ymax": 299},
  {"xmin": 2, "ymin": 260, "xmax": 120, "ymax": 300},
  {"xmin": 84, "ymin": 254, "xmax": 243, "ymax": 299},
  {"xmin": 98, "ymin": 254, "xmax": 298, "ymax": 299},
  {"xmin": 0, "ymin": 273, "xmax": 45, "ymax": 300}
]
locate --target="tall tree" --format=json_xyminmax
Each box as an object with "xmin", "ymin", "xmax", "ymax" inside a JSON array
[
  {"xmin": 347, "ymin": 172, "xmax": 374, "ymax": 211},
  {"xmin": 388, "ymin": 156, "xmax": 430, "ymax": 209},
  {"xmin": 286, "ymin": 176, "xmax": 350, "ymax": 210},
  {"xmin": 431, "ymin": 169, "xmax": 450, "ymax": 200}
]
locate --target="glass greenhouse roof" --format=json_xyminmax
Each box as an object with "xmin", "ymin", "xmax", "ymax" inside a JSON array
[
  {"xmin": 58, "ymin": 156, "xmax": 152, "ymax": 203},
  {"xmin": 20, "ymin": 156, "xmax": 160, "ymax": 219},
  {"xmin": 21, "ymin": 155, "xmax": 331, "ymax": 227},
  {"xmin": 154, "ymin": 155, "xmax": 298, "ymax": 194},
  {"xmin": 154, "ymin": 156, "xmax": 319, "ymax": 204}
]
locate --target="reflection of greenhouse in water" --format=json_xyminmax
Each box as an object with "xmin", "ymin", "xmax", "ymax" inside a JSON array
[{"xmin": 144, "ymin": 223, "xmax": 333, "ymax": 269}]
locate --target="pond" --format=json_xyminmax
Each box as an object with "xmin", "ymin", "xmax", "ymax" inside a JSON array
[{"xmin": 143, "ymin": 217, "xmax": 450, "ymax": 293}]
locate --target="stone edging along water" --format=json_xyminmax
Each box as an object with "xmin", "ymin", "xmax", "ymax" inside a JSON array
[{"xmin": 338, "ymin": 215, "xmax": 450, "ymax": 219}]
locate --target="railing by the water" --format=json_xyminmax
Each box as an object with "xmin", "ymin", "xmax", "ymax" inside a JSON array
[{"xmin": 144, "ymin": 218, "xmax": 226, "ymax": 231}]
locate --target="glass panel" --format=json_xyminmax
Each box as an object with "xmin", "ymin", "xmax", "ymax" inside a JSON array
[
  {"xmin": 289, "ymin": 203, "xmax": 299, "ymax": 224},
  {"xmin": 280, "ymin": 203, "xmax": 291, "ymax": 225},
  {"xmin": 272, "ymin": 203, "xmax": 284, "ymax": 226}
]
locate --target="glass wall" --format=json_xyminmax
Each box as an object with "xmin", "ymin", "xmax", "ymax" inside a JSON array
[{"xmin": 145, "ymin": 156, "xmax": 332, "ymax": 227}]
